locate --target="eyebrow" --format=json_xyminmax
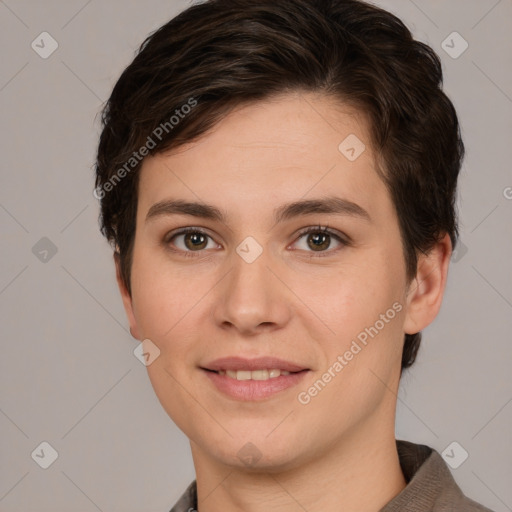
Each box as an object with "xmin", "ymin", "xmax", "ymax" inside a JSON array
[{"xmin": 145, "ymin": 196, "xmax": 371, "ymax": 225}]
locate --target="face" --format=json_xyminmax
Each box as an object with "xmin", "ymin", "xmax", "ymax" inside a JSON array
[{"xmin": 117, "ymin": 92, "xmax": 446, "ymax": 472}]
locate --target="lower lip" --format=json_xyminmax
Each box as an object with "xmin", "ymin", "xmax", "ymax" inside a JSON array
[{"xmin": 202, "ymin": 369, "xmax": 309, "ymax": 401}]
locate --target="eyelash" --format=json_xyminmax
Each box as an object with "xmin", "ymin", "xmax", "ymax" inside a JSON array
[
  {"xmin": 164, "ymin": 225, "xmax": 349, "ymax": 259},
  {"xmin": 294, "ymin": 225, "xmax": 349, "ymax": 258}
]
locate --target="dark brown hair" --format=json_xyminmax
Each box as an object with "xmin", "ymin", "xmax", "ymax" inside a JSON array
[{"xmin": 94, "ymin": 0, "xmax": 464, "ymax": 373}]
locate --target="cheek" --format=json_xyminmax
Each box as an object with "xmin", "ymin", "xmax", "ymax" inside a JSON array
[
  {"xmin": 295, "ymin": 256, "xmax": 402, "ymax": 331},
  {"xmin": 129, "ymin": 245, "xmax": 200, "ymax": 337},
  {"xmin": 296, "ymin": 270, "xmax": 404, "ymax": 420},
  {"xmin": 292, "ymin": 252, "xmax": 406, "ymax": 381}
]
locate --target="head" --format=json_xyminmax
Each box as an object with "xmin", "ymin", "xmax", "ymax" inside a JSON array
[{"xmin": 95, "ymin": 0, "xmax": 462, "ymax": 469}]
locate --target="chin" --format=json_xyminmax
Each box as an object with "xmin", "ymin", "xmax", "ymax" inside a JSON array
[{"xmin": 203, "ymin": 434, "xmax": 306, "ymax": 473}]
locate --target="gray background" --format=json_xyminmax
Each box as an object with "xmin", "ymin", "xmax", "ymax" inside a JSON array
[{"xmin": 1, "ymin": 0, "xmax": 511, "ymax": 511}]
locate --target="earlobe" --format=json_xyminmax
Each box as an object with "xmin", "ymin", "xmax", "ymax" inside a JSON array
[
  {"xmin": 403, "ymin": 233, "xmax": 452, "ymax": 335},
  {"xmin": 114, "ymin": 252, "xmax": 141, "ymax": 340}
]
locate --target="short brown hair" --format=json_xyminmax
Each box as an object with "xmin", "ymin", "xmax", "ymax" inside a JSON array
[{"xmin": 94, "ymin": 0, "xmax": 464, "ymax": 373}]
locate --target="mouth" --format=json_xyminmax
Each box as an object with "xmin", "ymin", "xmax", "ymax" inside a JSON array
[
  {"xmin": 202, "ymin": 368, "xmax": 306, "ymax": 381},
  {"xmin": 200, "ymin": 357, "xmax": 310, "ymax": 401},
  {"xmin": 202, "ymin": 356, "xmax": 309, "ymax": 373}
]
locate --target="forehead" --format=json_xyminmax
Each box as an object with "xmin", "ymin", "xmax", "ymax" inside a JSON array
[
  {"xmin": 161, "ymin": 92, "xmax": 372, "ymax": 163},
  {"xmin": 136, "ymin": 92, "xmax": 389, "ymax": 223}
]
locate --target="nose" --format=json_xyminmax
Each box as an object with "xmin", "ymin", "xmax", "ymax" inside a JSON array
[{"xmin": 211, "ymin": 246, "xmax": 292, "ymax": 336}]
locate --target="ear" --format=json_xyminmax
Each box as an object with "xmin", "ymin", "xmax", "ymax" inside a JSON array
[
  {"xmin": 403, "ymin": 233, "xmax": 452, "ymax": 335},
  {"xmin": 114, "ymin": 252, "xmax": 141, "ymax": 340}
]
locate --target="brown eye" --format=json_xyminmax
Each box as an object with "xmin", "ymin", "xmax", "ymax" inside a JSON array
[
  {"xmin": 306, "ymin": 232, "xmax": 331, "ymax": 251},
  {"xmin": 292, "ymin": 225, "xmax": 348, "ymax": 256},
  {"xmin": 183, "ymin": 232, "xmax": 208, "ymax": 250},
  {"xmin": 166, "ymin": 228, "xmax": 218, "ymax": 253}
]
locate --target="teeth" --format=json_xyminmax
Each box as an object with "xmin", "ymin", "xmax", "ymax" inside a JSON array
[
  {"xmin": 218, "ymin": 369, "xmax": 292, "ymax": 380},
  {"xmin": 236, "ymin": 370, "xmax": 251, "ymax": 381},
  {"xmin": 252, "ymin": 370, "xmax": 269, "ymax": 380}
]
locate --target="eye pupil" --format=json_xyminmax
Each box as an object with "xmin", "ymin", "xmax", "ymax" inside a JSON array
[
  {"xmin": 308, "ymin": 232, "xmax": 330, "ymax": 251},
  {"xmin": 185, "ymin": 232, "xmax": 207, "ymax": 250}
]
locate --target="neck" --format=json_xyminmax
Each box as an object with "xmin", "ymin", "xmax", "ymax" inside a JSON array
[{"xmin": 191, "ymin": 408, "xmax": 406, "ymax": 512}]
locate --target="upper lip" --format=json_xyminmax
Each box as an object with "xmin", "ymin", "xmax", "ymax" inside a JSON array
[{"xmin": 202, "ymin": 356, "xmax": 309, "ymax": 373}]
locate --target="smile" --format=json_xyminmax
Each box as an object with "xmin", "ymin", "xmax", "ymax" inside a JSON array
[{"xmin": 217, "ymin": 369, "xmax": 291, "ymax": 380}]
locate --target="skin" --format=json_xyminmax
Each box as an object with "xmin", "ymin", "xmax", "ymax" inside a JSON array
[{"xmin": 115, "ymin": 91, "xmax": 451, "ymax": 512}]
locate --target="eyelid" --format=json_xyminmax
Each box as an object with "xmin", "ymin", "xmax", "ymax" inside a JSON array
[
  {"xmin": 164, "ymin": 226, "xmax": 220, "ymax": 257},
  {"xmin": 164, "ymin": 226, "xmax": 214, "ymax": 244},
  {"xmin": 294, "ymin": 224, "xmax": 347, "ymax": 241},
  {"xmin": 290, "ymin": 224, "xmax": 350, "ymax": 256}
]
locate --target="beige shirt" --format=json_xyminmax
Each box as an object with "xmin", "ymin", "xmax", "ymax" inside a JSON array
[{"xmin": 169, "ymin": 439, "xmax": 494, "ymax": 511}]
